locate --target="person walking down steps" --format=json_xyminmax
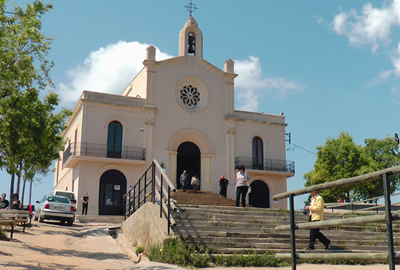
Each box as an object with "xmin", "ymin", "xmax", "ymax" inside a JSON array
[{"xmin": 304, "ymin": 190, "xmax": 331, "ymax": 250}]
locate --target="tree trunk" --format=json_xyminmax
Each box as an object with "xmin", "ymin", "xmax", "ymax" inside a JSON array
[
  {"xmin": 9, "ymin": 173, "xmax": 15, "ymax": 197},
  {"xmin": 21, "ymin": 179, "xmax": 26, "ymax": 208},
  {"xmin": 29, "ymin": 179, "xmax": 33, "ymax": 205}
]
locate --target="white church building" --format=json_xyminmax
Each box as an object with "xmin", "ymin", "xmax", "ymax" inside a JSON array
[{"xmin": 54, "ymin": 15, "xmax": 295, "ymax": 215}]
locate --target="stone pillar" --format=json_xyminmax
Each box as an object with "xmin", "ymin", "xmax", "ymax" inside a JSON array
[
  {"xmin": 200, "ymin": 154, "xmax": 212, "ymax": 191},
  {"xmin": 167, "ymin": 151, "xmax": 178, "ymax": 189}
]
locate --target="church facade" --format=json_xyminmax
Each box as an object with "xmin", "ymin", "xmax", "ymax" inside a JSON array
[{"xmin": 54, "ymin": 16, "xmax": 295, "ymax": 215}]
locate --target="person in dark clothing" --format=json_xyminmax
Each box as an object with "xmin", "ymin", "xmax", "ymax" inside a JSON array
[
  {"xmin": 11, "ymin": 193, "xmax": 21, "ymax": 210},
  {"xmin": 0, "ymin": 193, "xmax": 9, "ymax": 209},
  {"xmin": 219, "ymin": 175, "xmax": 229, "ymax": 197},
  {"xmin": 81, "ymin": 193, "xmax": 89, "ymax": 215}
]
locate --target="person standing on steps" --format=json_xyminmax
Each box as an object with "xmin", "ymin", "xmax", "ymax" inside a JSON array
[
  {"xmin": 81, "ymin": 193, "xmax": 89, "ymax": 215},
  {"xmin": 191, "ymin": 174, "xmax": 200, "ymax": 193},
  {"xmin": 235, "ymin": 165, "xmax": 250, "ymax": 207},
  {"xmin": 219, "ymin": 175, "xmax": 229, "ymax": 197},
  {"xmin": 180, "ymin": 170, "xmax": 188, "ymax": 192},
  {"xmin": 304, "ymin": 190, "xmax": 331, "ymax": 250}
]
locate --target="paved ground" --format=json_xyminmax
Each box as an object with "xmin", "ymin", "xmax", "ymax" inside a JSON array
[{"xmin": 0, "ymin": 220, "xmax": 393, "ymax": 270}]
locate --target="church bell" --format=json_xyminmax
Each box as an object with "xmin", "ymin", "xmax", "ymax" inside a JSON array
[{"xmin": 188, "ymin": 35, "xmax": 195, "ymax": 54}]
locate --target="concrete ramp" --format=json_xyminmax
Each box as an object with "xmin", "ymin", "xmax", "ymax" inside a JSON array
[{"xmin": 121, "ymin": 202, "xmax": 170, "ymax": 246}]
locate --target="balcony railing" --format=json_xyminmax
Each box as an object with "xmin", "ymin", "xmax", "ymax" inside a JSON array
[
  {"xmin": 235, "ymin": 156, "xmax": 295, "ymax": 173},
  {"xmin": 63, "ymin": 142, "xmax": 146, "ymax": 164}
]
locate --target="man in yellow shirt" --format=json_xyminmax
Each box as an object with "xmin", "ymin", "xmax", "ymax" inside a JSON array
[{"xmin": 304, "ymin": 191, "xmax": 331, "ymax": 250}]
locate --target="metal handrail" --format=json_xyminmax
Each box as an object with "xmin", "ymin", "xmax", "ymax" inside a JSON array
[
  {"xmin": 123, "ymin": 160, "xmax": 176, "ymax": 235},
  {"xmin": 234, "ymin": 156, "xmax": 295, "ymax": 173},
  {"xmin": 326, "ymin": 191, "xmax": 400, "ymax": 214},
  {"xmin": 272, "ymin": 166, "xmax": 400, "ymax": 270},
  {"xmin": 63, "ymin": 142, "xmax": 146, "ymax": 164}
]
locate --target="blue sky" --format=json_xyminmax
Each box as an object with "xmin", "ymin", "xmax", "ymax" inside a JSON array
[{"xmin": 3, "ymin": 0, "xmax": 400, "ymax": 209}]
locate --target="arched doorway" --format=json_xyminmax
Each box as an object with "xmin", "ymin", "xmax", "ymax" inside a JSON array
[
  {"xmin": 176, "ymin": 142, "xmax": 200, "ymax": 190},
  {"xmin": 249, "ymin": 180, "xmax": 270, "ymax": 208},
  {"xmin": 99, "ymin": 169, "xmax": 127, "ymax": 215}
]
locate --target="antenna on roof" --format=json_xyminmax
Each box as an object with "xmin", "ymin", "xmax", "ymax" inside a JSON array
[{"xmin": 184, "ymin": 0, "xmax": 198, "ymax": 17}]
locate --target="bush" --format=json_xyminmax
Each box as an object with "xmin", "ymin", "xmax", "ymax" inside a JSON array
[{"xmin": 147, "ymin": 238, "xmax": 209, "ymax": 268}]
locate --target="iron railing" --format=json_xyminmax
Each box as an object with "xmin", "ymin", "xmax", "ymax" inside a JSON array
[
  {"xmin": 123, "ymin": 160, "xmax": 176, "ymax": 235},
  {"xmin": 272, "ymin": 166, "xmax": 400, "ymax": 270},
  {"xmin": 63, "ymin": 142, "xmax": 146, "ymax": 164},
  {"xmin": 235, "ymin": 156, "xmax": 295, "ymax": 173}
]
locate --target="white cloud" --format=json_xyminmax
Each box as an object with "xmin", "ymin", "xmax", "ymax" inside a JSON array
[
  {"xmin": 331, "ymin": 1, "xmax": 400, "ymax": 52},
  {"xmin": 391, "ymin": 87, "xmax": 400, "ymax": 103},
  {"xmin": 392, "ymin": 42, "xmax": 400, "ymax": 76},
  {"xmin": 366, "ymin": 41, "xmax": 400, "ymax": 87},
  {"xmin": 234, "ymin": 56, "xmax": 305, "ymax": 111},
  {"xmin": 57, "ymin": 44, "xmax": 304, "ymax": 111},
  {"xmin": 57, "ymin": 41, "xmax": 171, "ymax": 105}
]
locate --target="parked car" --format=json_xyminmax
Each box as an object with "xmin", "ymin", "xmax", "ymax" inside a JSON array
[
  {"xmin": 52, "ymin": 190, "xmax": 77, "ymax": 209},
  {"xmin": 34, "ymin": 195, "xmax": 76, "ymax": 225}
]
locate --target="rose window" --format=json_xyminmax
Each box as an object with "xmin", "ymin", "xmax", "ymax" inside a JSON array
[{"xmin": 180, "ymin": 85, "xmax": 200, "ymax": 107}]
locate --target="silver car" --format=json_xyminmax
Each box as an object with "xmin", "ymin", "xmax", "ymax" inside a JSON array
[{"xmin": 34, "ymin": 195, "xmax": 76, "ymax": 226}]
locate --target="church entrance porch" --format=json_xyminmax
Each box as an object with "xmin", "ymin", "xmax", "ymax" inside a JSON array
[
  {"xmin": 176, "ymin": 142, "xmax": 201, "ymax": 190},
  {"xmin": 98, "ymin": 169, "xmax": 127, "ymax": 215},
  {"xmin": 249, "ymin": 180, "xmax": 270, "ymax": 208}
]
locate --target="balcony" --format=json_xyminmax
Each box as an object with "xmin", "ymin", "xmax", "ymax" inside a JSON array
[
  {"xmin": 63, "ymin": 142, "xmax": 146, "ymax": 165},
  {"xmin": 235, "ymin": 156, "xmax": 295, "ymax": 174}
]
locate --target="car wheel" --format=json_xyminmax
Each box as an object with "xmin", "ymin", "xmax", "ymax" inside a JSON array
[
  {"xmin": 38, "ymin": 215, "xmax": 44, "ymax": 223},
  {"xmin": 67, "ymin": 218, "xmax": 74, "ymax": 226},
  {"xmin": 33, "ymin": 214, "xmax": 38, "ymax": 221}
]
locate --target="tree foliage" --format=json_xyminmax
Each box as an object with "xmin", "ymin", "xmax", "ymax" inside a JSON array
[
  {"xmin": 304, "ymin": 132, "xmax": 400, "ymax": 203},
  {"xmin": 0, "ymin": 0, "xmax": 71, "ymax": 198}
]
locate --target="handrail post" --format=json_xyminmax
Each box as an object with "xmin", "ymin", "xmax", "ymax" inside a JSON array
[
  {"xmin": 160, "ymin": 173, "xmax": 163, "ymax": 218},
  {"xmin": 132, "ymin": 186, "xmax": 136, "ymax": 212},
  {"xmin": 138, "ymin": 176, "xmax": 141, "ymax": 209},
  {"xmin": 167, "ymin": 186, "xmax": 171, "ymax": 235},
  {"xmin": 289, "ymin": 193, "xmax": 296, "ymax": 270},
  {"xmin": 144, "ymin": 172, "xmax": 147, "ymax": 204},
  {"xmin": 151, "ymin": 165, "xmax": 155, "ymax": 203},
  {"xmin": 382, "ymin": 172, "xmax": 395, "ymax": 270}
]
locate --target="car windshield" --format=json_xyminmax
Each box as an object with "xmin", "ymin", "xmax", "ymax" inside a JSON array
[{"xmin": 47, "ymin": 196, "xmax": 70, "ymax": 204}]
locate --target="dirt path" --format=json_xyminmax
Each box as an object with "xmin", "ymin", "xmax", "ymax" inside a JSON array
[
  {"xmin": 0, "ymin": 220, "xmax": 392, "ymax": 270},
  {"xmin": 1, "ymin": 220, "xmax": 135, "ymax": 270}
]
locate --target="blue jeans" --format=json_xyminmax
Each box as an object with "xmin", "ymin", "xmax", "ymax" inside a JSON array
[{"xmin": 236, "ymin": 186, "xmax": 248, "ymax": 207}]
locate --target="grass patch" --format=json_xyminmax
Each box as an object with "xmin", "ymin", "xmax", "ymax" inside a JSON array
[
  {"xmin": 213, "ymin": 250, "xmax": 284, "ymax": 267},
  {"xmin": 147, "ymin": 238, "xmax": 209, "ymax": 268},
  {"xmin": 147, "ymin": 238, "xmax": 288, "ymax": 268}
]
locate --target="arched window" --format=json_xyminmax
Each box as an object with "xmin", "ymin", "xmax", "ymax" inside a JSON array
[
  {"xmin": 252, "ymin": 136, "xmax": 264, "ymax": 170},
  {"xmin": 107, "ymin": 121, "xmax": 123, "ymax": 158}
]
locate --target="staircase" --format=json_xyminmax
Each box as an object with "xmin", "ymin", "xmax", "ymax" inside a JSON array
[{"xmin": 170, "ymin": 191, "xmax": 400, "ymax": 255}]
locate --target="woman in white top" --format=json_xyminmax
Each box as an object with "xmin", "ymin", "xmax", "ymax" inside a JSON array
[
  {"xmin": 235, "ymin": 164, "xmax": 250, "ymax": 207},
  {"xmin": 191, "ymin": 174, "xmax": 200, "ymax": 193}
]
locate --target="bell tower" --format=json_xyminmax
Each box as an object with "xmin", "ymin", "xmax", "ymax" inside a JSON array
[{"xmin": 178, "ymin": 16, "xmax": 203, "ymax": 59}]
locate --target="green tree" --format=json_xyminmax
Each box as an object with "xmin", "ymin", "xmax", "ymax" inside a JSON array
[
  {"xmin": 304, "ymin": 132, "xmax": 366, "ymax": 203},
  {"xmin": 0, "ymin": 1, "xmax": 70, "ymax": 201},
  {"xmin": 304, "ymin": 132, "xmax": 400, "ymax": 203},
  {"xmin": 351, "ymin": 137, "xmax": 400, "ymax": 201}
]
